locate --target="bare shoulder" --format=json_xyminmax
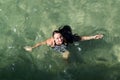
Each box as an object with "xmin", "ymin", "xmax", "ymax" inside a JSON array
[{"xmin": 46, "ymin": 37, "xmax": 55, "ymax": 47}]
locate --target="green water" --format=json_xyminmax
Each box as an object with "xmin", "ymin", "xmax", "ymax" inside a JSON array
[{"xmin": 0, "ymin": 0, "xmax": 120, "ymax": 80}]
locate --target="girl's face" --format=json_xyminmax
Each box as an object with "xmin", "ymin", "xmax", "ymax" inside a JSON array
[{"xmin": 53, "ymin": 33, "xmax": 64, "ymax": 45}]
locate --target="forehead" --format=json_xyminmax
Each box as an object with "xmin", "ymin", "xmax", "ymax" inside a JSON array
[{"xmin": 53, "ymin": 33, "xmax": 62, "ymax": 37}]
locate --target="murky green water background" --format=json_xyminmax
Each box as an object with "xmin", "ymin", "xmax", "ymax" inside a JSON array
[{"xmin": 0, "ymin": 0, "xmax": 120, "ymax": 80}]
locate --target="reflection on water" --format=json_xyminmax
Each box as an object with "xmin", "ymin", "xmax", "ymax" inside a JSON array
[{"xmin": 0, "ymin": 0, "xmax": 120, "ymax": 80}]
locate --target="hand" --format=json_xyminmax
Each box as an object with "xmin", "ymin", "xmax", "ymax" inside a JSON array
[
  {"xmin": 94, "ymin": 34, "xmax": 103, "ymax": 39},
  {"xmin": 24, "ymin": 46, "xmax": 33, "ymax": 52}
]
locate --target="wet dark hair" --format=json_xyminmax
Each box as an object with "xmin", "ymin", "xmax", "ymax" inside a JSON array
[
  {"xmin": 58, "ymin": 25, "xmax": 81, "ymax": 43},
  {"xmin": 52, "ymin": 30, "xmax": 61, "ymax": 37}
]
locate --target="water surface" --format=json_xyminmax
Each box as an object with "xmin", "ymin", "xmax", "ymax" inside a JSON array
[{"xmin": 0, "ymin": 0, "xmax": 120, "ymax": 80}]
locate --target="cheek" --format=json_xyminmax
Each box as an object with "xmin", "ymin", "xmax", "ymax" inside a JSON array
[{"xmin": 54, "ymin": 39, "xmax": 58, "ymax": 42}]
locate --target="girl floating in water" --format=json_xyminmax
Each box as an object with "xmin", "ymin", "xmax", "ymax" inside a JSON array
[{"xmin": 24, "ymin": 25, "xmax": 103, "ymax": 60}]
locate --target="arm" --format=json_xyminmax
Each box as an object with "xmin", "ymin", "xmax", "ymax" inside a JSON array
[
  {"xmin": 24, "ymin": 38, "xmax": 53, "ymax": 52},
  {"xmin": 81, "ymin": 34, "xmax": 103, "ymax": 41},
  {"xmin": 31, "ymin": 41, "xmax": 47, "ymax": 49}
]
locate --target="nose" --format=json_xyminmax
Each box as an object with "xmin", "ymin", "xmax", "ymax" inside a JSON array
[{"xmin": 58, "ymin": 38, "xmax": 61, "ymax": 41}]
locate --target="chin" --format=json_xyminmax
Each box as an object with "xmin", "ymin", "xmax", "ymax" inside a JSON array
[{"xmin": 58, "ymin": 42, "xmax": 62, "ymax": 45}]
